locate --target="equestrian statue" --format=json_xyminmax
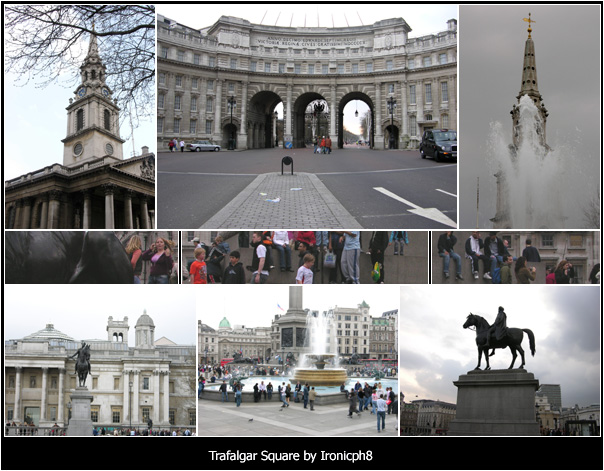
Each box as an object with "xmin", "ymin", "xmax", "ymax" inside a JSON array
[
  {"xmin": 69, "ymin": 342, "xmax": 92, "ymax": 387},
  {"xmin": 463, "ymin": 307, "xmax": 536, "ymax": 370}
]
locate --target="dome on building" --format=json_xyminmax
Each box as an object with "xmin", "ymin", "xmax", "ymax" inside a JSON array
[
  {"xmin": 218, "ymin": 317, "xmax": 231, "ymax": 329},
  {"xmin": 23, "ymin": 324, "xmax": 75, "ymax": 342},
  {"xmin": 135, "ymin": 309, "xmax": 155, "ymax": 328}
]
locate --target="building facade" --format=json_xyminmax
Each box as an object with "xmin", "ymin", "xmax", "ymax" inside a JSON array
[
  {"xmin": 5, "ymin": 312, "xmax": 195, "ymax": 432},
  {"xmin": 157, "ymin": 14, "xmax": 456, "ymax": 151},
  {"xmin": 5, "ymin": 30, "xmax": 155, "ymax": 230}
]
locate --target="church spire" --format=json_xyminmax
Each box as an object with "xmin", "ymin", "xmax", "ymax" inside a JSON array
[
  {"xmin": 511, "ymin": 13, "xmax": 549, "ymax": 149},
  {"xmin": 80, "ymin": 25, "xmax": 107, "ymax": 89}
]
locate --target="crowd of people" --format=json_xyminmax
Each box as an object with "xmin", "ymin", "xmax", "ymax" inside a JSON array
[
  {"xmin": 188, "ymin": 231, "xmax": 410, "ymax": 285},
  {"xmin": 313, "ymin": 135, "xmax": 332, "ymax": 154},
  {"xmin": 93, "ymin": 427, "xmax": 193, "ymax": 436},
  {"xmin": 437, "ymin": 231, "xmax": 598, "ymax": 284},
  {"xmin": 198, "ymin": 362, "xmax": 398, "ymax": 433}
]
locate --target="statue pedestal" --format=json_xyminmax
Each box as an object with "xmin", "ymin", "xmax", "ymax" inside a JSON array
[
  {"xmin": 448, "ymin": 369, "xmax": 540, "ymax": 436},
  {"xmin": 66, "ymin": 387, "xmax": 94, "ymax": 436}
]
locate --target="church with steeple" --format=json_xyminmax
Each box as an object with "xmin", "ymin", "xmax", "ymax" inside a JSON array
[
  {"xmin": 5, "ymin": 28, "xmax": 155, "ymax": 230},
  {"xmin": 492, "ymin": 13, "xmax": 550, "ymax": 228}
]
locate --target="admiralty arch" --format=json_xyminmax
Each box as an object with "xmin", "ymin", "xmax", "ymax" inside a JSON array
[{"xmin": 157, "ymin": 13, "xmax": 457, "ymax": 150}]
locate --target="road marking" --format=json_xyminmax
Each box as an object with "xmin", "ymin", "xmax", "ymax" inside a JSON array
[
  {"xmin": 436, "ymin": 188, "xmax": 457, "ymax": 197},
  {"xmin": 373, "ymin": 187, "xmax": 457, "ymax": 228}
]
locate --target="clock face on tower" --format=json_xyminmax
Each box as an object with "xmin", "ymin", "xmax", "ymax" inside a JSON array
[
  {"xmin": 102, "ymin": 87, "xmax": 110, "ymax": 97},
  {"xmin": 77, "ymin": 86, "xmax": 87, "ymax": 98}
]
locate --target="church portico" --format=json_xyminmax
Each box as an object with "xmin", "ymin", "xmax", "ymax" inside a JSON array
[{"xmin": 4, "ymin": 27, "xmax": 155, "ymax": 230}]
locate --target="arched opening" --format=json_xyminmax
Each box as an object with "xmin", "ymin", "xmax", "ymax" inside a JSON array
[
  {"xmin": 248, "ymin": 90, "xmax": 282, "ymax": 149},
  {"xmin": 293, "ymin": 92, "xmax": 328, "ymax": 148},
  {"xmin": 222, "ymin": 122, "xmax": 238, "ymax": 149},
  {"xmin": 338, "ymin": 93, "xmax": 374, "ymax": 149},
  {"xmin": 385, "ymin": 124, "xmax": 399, "ymax": 149}
]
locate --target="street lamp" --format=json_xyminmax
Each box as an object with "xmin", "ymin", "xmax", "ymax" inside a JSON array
[
  {"xmin": 274, "ymin": 110, "xmax": 279, "ymax": 147},
  {"xmin": 313, "ymin": 102, "xmax": 325, "ymax": 139},
  {"xmin": 227, "ymin": 95, "xmax": 237, "ymax": 150},
  {"xmin": 387, "ymin": 96, "xmax": 397, "ymax": 149}
]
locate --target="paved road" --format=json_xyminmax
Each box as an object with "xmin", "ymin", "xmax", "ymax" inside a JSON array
[{"xmin": 157, "ymin": 146, "xmax": 457, "ymax": 229}]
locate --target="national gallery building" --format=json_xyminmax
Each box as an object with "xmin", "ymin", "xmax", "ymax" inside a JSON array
[
  {"xmin": 4, "ymin": 311, "xmax": 196, "ymax": 433},
  {"xmin": 157, "ymin": 13, "xmax": 457, "ymax": 150}
]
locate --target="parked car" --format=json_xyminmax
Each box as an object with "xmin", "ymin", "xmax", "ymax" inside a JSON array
[
  {"xmin": 188, "ymin": 140, "xmax": 221, "ymax": 152},
  {"xmin": 419, "ymin": 129, "xmax": 457, "ymax": 162}
]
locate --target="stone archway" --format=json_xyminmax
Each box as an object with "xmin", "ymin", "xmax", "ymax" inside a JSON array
[
  {"xmin": 385, "ymin": 124, "xmax": 399, "ymax": 149},
  {"xmin": 338, "ymin": 92, "xmax": 375, "ymax": 149},
  {"xmin": 293, "ymin": 92, "xmax": 329, "ymax": 148},
  {"xmin": 222, "ymin": 122, "xmax": 238, "ymax": 150},
  {"xmin": 248, "ymin": 90, "xmax": 282, "ymax": 149}
]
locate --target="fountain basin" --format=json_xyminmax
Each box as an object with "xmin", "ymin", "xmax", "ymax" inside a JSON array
[{"xmin": 291, "ymin": 367, "xmax": 348, "ymax": 387}]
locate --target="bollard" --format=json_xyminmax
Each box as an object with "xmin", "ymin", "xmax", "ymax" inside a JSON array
[{"xmin": 281, "ymin": 156, "xmax": 293, "ymax": 175}]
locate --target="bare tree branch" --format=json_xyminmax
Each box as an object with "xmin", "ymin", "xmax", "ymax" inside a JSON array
[{"xmin": 4, "ymin": 5, "xmax": 155, "ymax": 137}]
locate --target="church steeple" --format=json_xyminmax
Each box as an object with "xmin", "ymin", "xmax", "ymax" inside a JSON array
[
  {"xmin": 510, "ymin": 13, "xmax": 549, "ymax": 149},
  {"xmin": 62, "ymin": 26, "xmax": 124, "ymax": 167}
]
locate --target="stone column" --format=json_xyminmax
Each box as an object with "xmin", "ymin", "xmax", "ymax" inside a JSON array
[
  {"xmin": 214, "ymin": 80, "xmax": 223, "ymax": 135},
  {"xmin": 140, "ymin": 197, "xmax": 150, "ymax": 229},
  {"xmin": 40, "ymin": 368, "xmax": 48, "ymax": 424},
  {"xmin": 58, "ymin": 368, "xmax": 65, "ymax": 426},
  {"xmin": 20, "ymin": 198, "xmax": 32, "ymax": 229},
  {"xmin": 450, "ymin": 75, "xmax": 457, "ymax": 129},
  {"xmin": 400, "ymin": 79, "xmax": 408, "ymax": 146},
  {"xmin": 162, "ymin": 371, "xmax": 170, "ymax": 424},
  {"xmin": 103, "ymin": 184, "xmax": 116, "ymax": 229},
  {"xmin": 416, "ymin": 79, "xmax": 424, "ymax": 124},
  {"xmin": 374, "ymin": 82, "xmax": 384, "ymax": 148},
  {"xmin": 123, "ymin": 371, "xmax": 130, "ymax": 425},
  {"xmin": 238, "ymin": 81, "xmax": 248, "ymax": 149},
  {"xmin": 330, "ymin": 83, "xmax": 337, "ymax": 140},
  {"xmin": 14, "ymin": 200, "xmax": 23, "ymax": 229},
  {"xmin": 285, "ymin": 84, "xmax": 293, "ymax": 142},
  {"xmin": 47, "ymin": 190, "xmax": 62, "ymax": 229},
  {"xmin": 132, "ymin": 370, "xmax": 140, "ymax": 425},
  {"xmin": 82, "ymin": 190, "xmax": 92, "ymax": 229},
  {"xmin": 153, "ymin": 370, "xmax": 161, "ymax": 424},
  {"xmin": 40, "ymin": 195, "xmax": 49, "ymax": 229},
  {"xmin": 14, "ymin": 367, "xmax": 22, "ymax": 423},
  {"xmin": 124, "ymin": 190, "xmax": 134, "ymax": 229}
]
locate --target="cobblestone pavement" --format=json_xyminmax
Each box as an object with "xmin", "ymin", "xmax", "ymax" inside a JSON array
[
  {"xmin": 199, "ymin": 172, "xmax": 362, "ymax": 229},
  {"xmin": 197, "ymin": 398, "xmax": 398, "ymax": 436}
]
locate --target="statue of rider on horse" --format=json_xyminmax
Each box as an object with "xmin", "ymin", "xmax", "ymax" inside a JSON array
[
  {"xmin": 463, "ymin": 307, "xmax": 535, "ymax": 370},
  {"xmin": 69, "ymin": 342, "xmax": 92, "ymax": 387}
]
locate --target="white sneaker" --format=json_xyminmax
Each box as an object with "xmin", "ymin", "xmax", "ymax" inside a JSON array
[
  {"xmin": 473, "ymin": 271, "xmax": 479, "ymax": 279},
  {"xmin": 483, "ymin": 273, "xmax": 492, "ymax": 280}
]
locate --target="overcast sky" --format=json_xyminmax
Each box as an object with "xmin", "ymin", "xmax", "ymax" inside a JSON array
[
  {"xmin": 197, "ymin": 284, "xmax": 400, "ymax": 329},
  {"xmin": 156, "ymin": 3, "xmax": 457, "ymax": 36},
  {"xmin": 4, "ymin": 285, "xmax": 196, "ymax": 345},
  {"xmin": 399, "ymin": 285, "xmax": 600, "ymax": 409},
  {"xmin": 458, "ymin": 5, "xmax": 601, "ymax": 229}
]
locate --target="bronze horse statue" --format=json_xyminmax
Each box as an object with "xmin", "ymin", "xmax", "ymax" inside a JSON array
[
  {"xmin": 70, "ymin": 343, "xmax": 91, "ymax": 387},
  {"xmin": 463, "ymin": 313, "xmax": 536, "ymax": 370},
  {"xmin": 5, "ymin": 231, "xmax": 133, "ymax": 284}
]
